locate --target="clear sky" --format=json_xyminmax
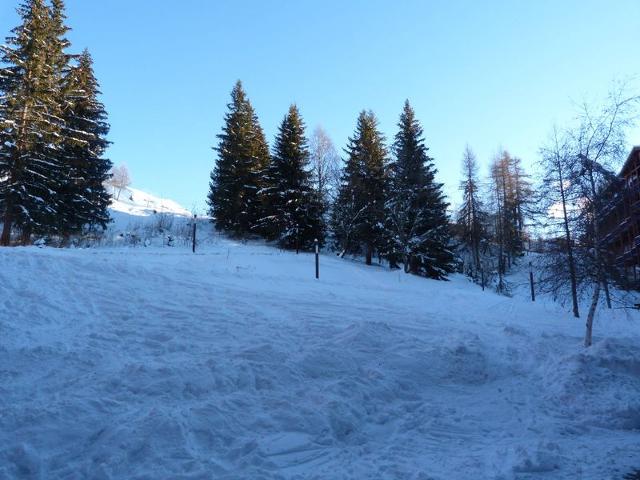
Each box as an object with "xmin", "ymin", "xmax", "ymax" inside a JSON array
[{"xmin": 1, "ymin": 0, "xmax": 639, "ymax": 212}]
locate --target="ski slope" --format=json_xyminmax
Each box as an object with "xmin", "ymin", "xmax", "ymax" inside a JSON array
[{"xmin": 1, "ymin": 206, "xmax": 639, "ymax": 478}]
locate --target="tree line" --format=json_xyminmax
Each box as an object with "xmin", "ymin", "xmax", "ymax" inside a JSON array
[
  {"xmin": 208, "ymin": 81, "xmax": 454, "ymax": 279},
  {"xmin": 0, "ymin": 0, "xmax": 112, "ymax": 246}
]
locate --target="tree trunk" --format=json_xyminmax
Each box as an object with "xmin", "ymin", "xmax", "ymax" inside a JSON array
[
  {"xmin": 585, "ymin": 281, "xmax": 600, "ymax": 347},
  {"xmin": 557, "ymin": 161, "xmax": 580, "ymax": 318},
  {"xmin": 20, "ymin": 225, "xmax": 31, "ymax": 246},
  {"xmin": 365, "ymin": 245, "xmax": 372, "ymax": 265},
  {"xmin": 602, "ymin": 276, "xmax": 612, "ymax": 309},
  {"xmin": 0, "ymin": 209, "xmax": 13, "ymax": 246}
]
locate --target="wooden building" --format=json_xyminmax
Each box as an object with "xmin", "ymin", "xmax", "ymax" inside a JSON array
[{"xmin": 599, "ymin": 146, "xmax": 640, "ymax": 283}]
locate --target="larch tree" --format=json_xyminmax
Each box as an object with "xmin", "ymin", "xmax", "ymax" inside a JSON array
[
  {"xmin": 259, "ymin": 105, "xmax": 323, "ymax": 249},
  {"xmin": 331, "ymin": 110, "xmax": 388, "ymax": 265},
  {"xmin": 457, "ymin": 145, "xmax": 486, "ymax": 277},
  {"xmin": 208, "ymin": 80, "xmax": 270, "ymax": 237},
  {"xmin": 385, "ymin": 100, "xmax": 453, "ymax": 279}
]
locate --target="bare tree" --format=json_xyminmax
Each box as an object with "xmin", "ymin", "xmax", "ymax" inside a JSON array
[
  {"xmin": 538, "ymin": 127, "xmax": 581, "ymax": 318},
  {"xmin": 457, "ymin": 145, "xmax": 486, "ymax": 276},
  {"xmin": 569, "ymin": 87, "xmax": 638, "ymax": 346},
  {"xmin": 309, "ymin": 126, "xmax": 341, "ymax": 205},
  {"xmin": 107, "ymin": 164, "xmax": 131, "ymax": 200}
]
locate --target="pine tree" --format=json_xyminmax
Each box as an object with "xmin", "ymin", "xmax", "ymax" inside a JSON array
[
  {"xmin": 457, "ymin": 145, "xmax": 486, "ymax": 276},
  {"xmin": 207, "ymin": 81, "xmax": 270, "ymax": 237},
  {"xmin": 0, "ymin": 0, "xmax": 68, "ymax": 244},
  {"xmin": 331, "ymin": 110, "xmax": 387, "ymax": 265},
  {"xmin": 56, "ymin": 49, "xmax": 112, "ymax": 236},
  {"xmin": 259, "ymin": 105, "xmax": 322, "ymax": 249},
  {"xmin": 384, "ymin": 101, "xmax": 453, "ymax": 279}
]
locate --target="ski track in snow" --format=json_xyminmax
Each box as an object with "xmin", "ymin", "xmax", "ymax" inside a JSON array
[{"xmin": 1, "ymin": 235, "xmax": 639, "ymax": 479}]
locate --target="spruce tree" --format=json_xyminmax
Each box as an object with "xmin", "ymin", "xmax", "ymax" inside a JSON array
[
  {"xmin": 0, "ymin": 0, "xmax": 68, "ymax": 244},
  {"xmin": 208, "ymin": 81, "xmax": 270, "ymax": 237},
  {"xmin": 259, "ymin": 105, "xmax": 322, "ymax": 249},
  {"xmin": 384, "ymin": 101, "xmax": 453, "ymax": 279},
  {"xmin": 57, "ymin": 49, "xmax": 112, "ymax": 235},
  {"xmin": 331, "ymin": 110, "xmax": 387, "ymax": 265}
]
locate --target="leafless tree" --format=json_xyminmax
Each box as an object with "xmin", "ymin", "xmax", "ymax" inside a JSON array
[
  {"xmin": 309, "ymin": 126, "xmax": 341, "ymax": 205},
  {"xmin": 538, "ymin": 127, "xmax": 581, "ymax": 318},
  {"xmin": 107, "ymin": 164, "xmax": 131, "ymax": 200},
  {"xmin": 457, "ymin": 145, "xmax": 486, "ymax": 276},
  {"xmin": 537, "ymin": 86, "xmax": 638, "ymax": 346},
  {"xmin": 570, "ymin": 87, "xmax": 638, "ymax": 346}
]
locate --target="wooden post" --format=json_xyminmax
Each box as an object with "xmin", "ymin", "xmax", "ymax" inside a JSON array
[
  {"xmin": 481, "ymin": 267, "xmax": 485, "ymax": 291},
  {"xmin": 314, "ymin": 238, "xmax": 319, "ymax": 279},
  {"xmin": 192, "ymin": 215, "xmax": 197, "ymax": 253},
  {"xmin": 529, "ymin": 261, "xmax": 535, "ymax": 302},
  {"xmin": 296, "ymin": 227, "xmax": 299, "ymax": 255}
]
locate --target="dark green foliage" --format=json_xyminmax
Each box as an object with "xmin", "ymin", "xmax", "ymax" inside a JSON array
[
  {"xmin": 56, "ymin": 50, "xmax": 112, "ymax": 234},
  {"xmin": 0, "ymin": 0, "xmax": 111, "ymax": 245},
  {"xmin": 331, "ymin": 110, "xmax": 388, "ymax": 265},
  {"xmin": 384, "ymin": 101, "xmax": 454, "ymax": 279},
  {"xmin": 208, "ymin": 81, "xmax": 270, "ymax": 237},
  {"xmin": 259, "ymin": 105, "xmax": 323, "ymax": 249},
  {"xmin": 0, "ymin": 0, "xmax": 67, "ymax": 244}
]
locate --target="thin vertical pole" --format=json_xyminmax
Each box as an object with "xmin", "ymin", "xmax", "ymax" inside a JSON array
[
  {"xmin": 481, "ymin": 268, "xmax": 485, "ymax": 291},
  {"xmin": 529, "ymin": 262, "xmax": 535, "ymax": 302},
  {"xmin": 315, "ymin": 238, "xmax": 319, "ymax": 279},
  {"xmin": 296, "ymin": 227, "xmax": 300, "ymax": 255},
  {"xmin": 192, "ymin": 215, "xmax": 197, "ymax": 253}
]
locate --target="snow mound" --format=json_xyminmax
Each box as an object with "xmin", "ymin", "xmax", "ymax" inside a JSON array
[{"xmin": 542, "ymin": 338, "xmax": 640, "ymax": 431}]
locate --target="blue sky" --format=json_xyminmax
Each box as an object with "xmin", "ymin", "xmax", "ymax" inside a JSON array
[{"xmin": 1, "ymin": 1, "xmax": 638, "ymax": 211}]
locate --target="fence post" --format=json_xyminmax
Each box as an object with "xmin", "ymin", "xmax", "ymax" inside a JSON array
[
  {"xmin": 529, "ymin": 261, "xmax": 535, "ymax": 302},
  {"xmin": 192, "ymin": 215, "xmax": 197, "ymax": 253},
  {"xmin": 314, "ymin": 238, "xmax": 319, "ymax": 279}
]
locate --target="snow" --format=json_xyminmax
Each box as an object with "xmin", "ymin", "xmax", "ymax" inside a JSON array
[
  {"xmin": 0, "ymin": 193, "xmax": 639, "ymax": 479},
  {"xmin": 109, "ymin": 186, "xmax": 192, "ymax": 219}
]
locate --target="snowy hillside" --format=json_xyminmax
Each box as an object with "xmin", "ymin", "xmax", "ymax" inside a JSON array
[
  {"xmin": 1, "ymin": 230, "xmax": 639, "ymax": 479},
  {"xmin": 109, "ymin": 186, "xmax": 192, "ymax": 218}
]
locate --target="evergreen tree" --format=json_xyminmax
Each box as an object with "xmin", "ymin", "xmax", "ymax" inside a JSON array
[
  {"xmin": 56, "ymin": 49, "xmax": 112, "ymax": 235},
  {"xmin": 384, "ymin": 101, "xmax": 453, "ymax": 279},
  {"xmin": 207, "ymin": 81, "xmax": 270, "ymax": 237},
  {"xmin": 457, "ymin": 145, "xmax": 486, "ymax": 276},
  {"xmin": 0, "ymin": 0, "xmax": 69, "ymax": 244},
  {"xmin": 259, "ymin": 105, "xmax": 322, "ymax": 249},
  {"xmin": 331, "ymin": 110, "xmax": 387, "ymax": 265}
]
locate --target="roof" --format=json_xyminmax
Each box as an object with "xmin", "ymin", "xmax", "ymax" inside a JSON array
[{"xmin": 619, "ymin": 145, "xmax": 640, "ymax": 177}]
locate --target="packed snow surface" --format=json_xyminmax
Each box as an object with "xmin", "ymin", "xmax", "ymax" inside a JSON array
[{"xmin": 1, "ymin": 232, "xmax": 639, "ymax": 478}]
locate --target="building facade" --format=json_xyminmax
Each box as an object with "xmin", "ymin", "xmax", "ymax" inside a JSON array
[{"xmin": 599, "ymin": 146, "xmax": 640, "ymax": 283}]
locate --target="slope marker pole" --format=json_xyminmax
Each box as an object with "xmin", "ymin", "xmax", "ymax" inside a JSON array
[{"xmin": 314, "ymin": 238, "xmax": 319, "ymax": 279}]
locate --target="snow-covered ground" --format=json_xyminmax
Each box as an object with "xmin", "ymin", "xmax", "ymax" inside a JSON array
[{"xmin": 1, "ymin": 198, "xmax": 639, "ymax": 479}]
